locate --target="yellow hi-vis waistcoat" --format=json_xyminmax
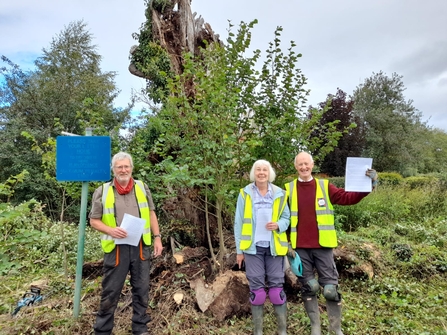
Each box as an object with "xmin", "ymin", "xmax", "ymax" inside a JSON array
[
  {"xmin": 239, "ymin": 189, "xmax": 289, "ymax": 256},
  {"xmin": 100, "ymin": 180, "xmax": 151, "ymax": 253},
  {"xmin": 285, "ymin": 178, "xmax": 337, "ymax": 248}
]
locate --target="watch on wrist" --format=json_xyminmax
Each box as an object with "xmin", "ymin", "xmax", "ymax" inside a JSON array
[{"xmin": 154, "ymin": 234, "xmax": 161, "ymax": 239}]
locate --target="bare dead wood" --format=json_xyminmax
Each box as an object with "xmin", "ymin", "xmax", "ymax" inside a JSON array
[
  {"xmin": 207, "ymin": 274, "xmax": 251, "ymax": 322},
  {"xmin": 178, "ymin": 0, "xmax": 195, "ymax": 55},
  {"xmin": 189, "ymin": 270, "xmax": 250, "ymax": 321},
  {"xmin": 172, "ymin": 245, "xmax": 209, "ymax": 264},
  {"xmin": 29, "ymin": 280, "xmax": 49, "ymax": 291},
  {"xmin": 129, "ymin": 0, "xmax": 221, "ymax": 79},
  {"xmin": 173, "ymin": 253, "xmax": 184, "ymax": 264},
  {"xmin": 128, "ymin": 62, "xmax": 147, "ymax": 79}
]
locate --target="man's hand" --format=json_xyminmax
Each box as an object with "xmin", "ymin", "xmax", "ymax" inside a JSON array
[
  {"xmin": 366, "ymin": 168, "xmax": 378, "ymax": 187},
  {"xmin": 109, "ymin": 227, "xmax": 127, "ymax": 239},
  {"xmin": 153, "ymin": 238, "xmax": 163, "ymax": 257},
  {"xmin": 287, "ymin": 244, "xmax": 296, "ymax": 259}
]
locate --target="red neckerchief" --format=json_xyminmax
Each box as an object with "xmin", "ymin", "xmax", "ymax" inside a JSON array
[{"xmin": 114, "ymin": 177, "xmax": 134, "ymax": 195}]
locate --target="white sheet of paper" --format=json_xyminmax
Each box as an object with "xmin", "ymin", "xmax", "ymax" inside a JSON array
[
  {"xmin": 115, "ymin": 213, "xmax": 146, "ymax": 246},
  {"xmin": 254, "ymin": 208, "xmax": 273, "ymax": 242},
  {"xmin": 345, "ymin": 157, "xmax": 373, "ymax": 192}
]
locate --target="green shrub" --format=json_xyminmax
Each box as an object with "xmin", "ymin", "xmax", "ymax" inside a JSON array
[
  {"xmin": 402, "ymin": 183, "xmax": 447, "ymax": 220},
  {"xmin": 378, "ymin": 172, "xmax": 403, "ymax": 186},
  {"xmin": 403, "ymin": 245, "xmax": 446, "ymax": 279},
  {"xmin": 334, "ymin": 186, "xmax": 411, "ymax": 231},
  {"xmin": 393, "ymin": 220, "xmax": 446, "ymax": 247},
  {"xmin": 335, "ymin": 179, "xmax": 447, "ymax": 233},
  {"xmin": 329, "ymin": 176, "xmax": 345, "ymax": 188},
  {"xmin": 403, "ymin": 175, "xmax": 438, "ymax": 189},
  {"xmin": 391, "ymin": 243, "xmax": 413, "ymax": 262},
  {"xmin": 0, "ymin": 200, "xmax": 52, "ymax": 274},
  {"xmin": 0, "ymin": 200, "xmax": 102, "ymax": 275}
]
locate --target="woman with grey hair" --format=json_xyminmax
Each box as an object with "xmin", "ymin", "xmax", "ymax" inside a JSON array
[{"xmin": 234, "ymin": 159, "xmax": 291, "ymax": 335}]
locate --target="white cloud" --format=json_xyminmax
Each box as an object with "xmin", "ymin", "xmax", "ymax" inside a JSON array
[
  {"xmin": 1, "ymin": 0, "xmax": 147, "ymax": 111},
  {"xmin": 2, "ymin": 0, "xmax": 447, "ymax": 130}
]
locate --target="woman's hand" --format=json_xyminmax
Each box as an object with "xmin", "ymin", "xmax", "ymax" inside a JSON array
[
  {"xmin": 266, "ymin": 221, "xmax": 279, "ymax": 231},
  {"xmin": 237, "ymin": 254, "xmax": 245, "ymax": 269}
]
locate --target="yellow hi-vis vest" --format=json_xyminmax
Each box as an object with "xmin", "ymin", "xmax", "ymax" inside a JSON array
[
  {"xmin": 239, "ymin": 189, "xmax": 289, "ymax": 256},
  {"xmin": 285, "ymin": 178, "xmax": 337, "ymax": 248},
  {"xmin": 100, "ymin": 180, "xmax": 151, "ymax": 253}
]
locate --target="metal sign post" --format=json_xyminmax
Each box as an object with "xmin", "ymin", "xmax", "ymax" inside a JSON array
[{"xmin": 56, "ymin": 128, "xmax": 111, "ymax": 318}]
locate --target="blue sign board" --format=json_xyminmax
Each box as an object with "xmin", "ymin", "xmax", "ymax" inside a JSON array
[{"xmin": 56, "ymin": 136, "xmax": 111, "ymax": 181}]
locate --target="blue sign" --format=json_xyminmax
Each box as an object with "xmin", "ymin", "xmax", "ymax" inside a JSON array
[{"xmin": 56, "ymin": 136, "xmax": 111, "ymax": 181}]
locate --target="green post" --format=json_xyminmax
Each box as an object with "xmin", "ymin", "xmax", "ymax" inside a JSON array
[{"xmin": 73, "ymin": 127, "xmax": 92, "ymax": 318}]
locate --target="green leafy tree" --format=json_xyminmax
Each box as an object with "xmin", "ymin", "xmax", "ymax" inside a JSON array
[
  {"xmin": 0, "ymin": 20, "xmax": 128, "ymax": 219},
  {"xmin": 416, "ymin": 127, "xmax": 447, "ymax": 174},
  {"xmin": 248, "ymin": 27, "xmax": 310, "ymax": 175},
  {"xmin": 352, "ymin": 71, "xmax": 427, "ymax": 174}
]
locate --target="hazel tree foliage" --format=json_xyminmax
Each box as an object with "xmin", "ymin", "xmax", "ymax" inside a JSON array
[
  {"xmin": 130, "ymin": 21, "xmax": 345, "ymax": 263},
  {"xmin": 248, "ymin": 27, "xmax": 309, "ymax": 175},
  {"xmin": 138, "ymin": 21, "xmax": 264, "ymax": 265}
]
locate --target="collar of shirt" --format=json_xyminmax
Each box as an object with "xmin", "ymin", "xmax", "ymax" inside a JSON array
[
  {"xmin": 251, "ymin": 182, "xmax": 273, "ymax": 206},
  {"xmin": 298, "ymin": 176, "xmax": 314, "ymax": 182},
  {"xmin": 251, "ymin": 182, "xmax": 273, "ymax": 194}
]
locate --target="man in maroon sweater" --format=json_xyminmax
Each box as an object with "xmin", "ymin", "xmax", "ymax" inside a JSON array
[{"xmin": 285, "ymin": 152, "xmax": 377, "ymax": 335}]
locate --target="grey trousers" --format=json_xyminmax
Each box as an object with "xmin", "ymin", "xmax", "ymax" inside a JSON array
[
  {"xmin": 296, "ymin": 247, "xmax": 339, "ymax": 291},
  {"xmin": 244, "ymin": 246, "xmax": 285, "ymax": 290}
]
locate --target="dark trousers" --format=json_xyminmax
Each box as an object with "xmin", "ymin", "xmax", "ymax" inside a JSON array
[
  {"xmin": 296, "ymin": 247, "xmax": 339, "ymax": 291},
  {"xmin": 94, "ymin": 244, "xmax": 151, "ymax": 335}
]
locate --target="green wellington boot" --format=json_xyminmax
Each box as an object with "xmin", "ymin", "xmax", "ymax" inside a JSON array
[
  {"xmin": 251, "ymin": 304, "xmax": 264, "ymax": 335},
  {"xmin": 273, "ymin": 303, "xmax": 287, "ymax": 335},
  {"xmin": 303, "ymin": 296, "xmax": 321, "ymax": 335},
  {"xmin": 326, "ymin": 300, "xmax": 344, "ymax": 335}
]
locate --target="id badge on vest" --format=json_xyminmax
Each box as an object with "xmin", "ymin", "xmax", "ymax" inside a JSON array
[{"xmin": 317, "ymin": 198, "xmax": 326, "ymax": 207}]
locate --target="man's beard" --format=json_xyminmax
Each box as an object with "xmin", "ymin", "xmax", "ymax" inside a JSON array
[{"xmin": 116, "ymin": 175, "xmax": 131, "ymax": 184}]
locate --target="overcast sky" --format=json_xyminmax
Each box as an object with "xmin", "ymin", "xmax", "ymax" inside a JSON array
[{"xmin": 2, "ymin": 0, "xmax": 447, "ymax": 131}]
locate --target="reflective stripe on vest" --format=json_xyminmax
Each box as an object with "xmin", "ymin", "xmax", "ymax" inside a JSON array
[
  {"xmin": 285, "ymin": 181, "xmax": 298, "ymax": 248},
  {"xmin": 285, "ymin": 178, "xmax": 337, "ymax": 248},
  {"xmin": 239, "ymin": 189, "xmax": 289, "ymax": 256},
  {"xmin": 100, "ymin": 180, "xmax": 151, "ymax": 253}
]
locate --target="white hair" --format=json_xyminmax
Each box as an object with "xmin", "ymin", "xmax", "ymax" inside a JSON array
[
  {"xmin": 249, "ymin": 159, "xmax": 276, "ymax": 182},
  {"xmin": 111, "ymin": 152, "xmax": 134, "ymax": 169}
]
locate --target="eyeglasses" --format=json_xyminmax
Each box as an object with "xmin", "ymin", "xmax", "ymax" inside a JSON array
[{"xmin": 114, "ymin": 165, "xmax": 131, "ymax": 170}]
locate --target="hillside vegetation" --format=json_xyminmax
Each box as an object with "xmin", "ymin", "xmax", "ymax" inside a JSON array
[{"xmin": 0, "ymin": 176, "xmax": 446, "ymax": 334}]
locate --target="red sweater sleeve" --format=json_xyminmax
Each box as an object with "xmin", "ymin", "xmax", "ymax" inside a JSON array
[{"xmin": 328, "ymin": 183, "xmax": 369, "ymax": 205}]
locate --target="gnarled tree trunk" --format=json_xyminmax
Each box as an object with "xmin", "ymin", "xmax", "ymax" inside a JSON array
[{"xmin": 129, "ymin": 0, "xmax": 220, "ymax": 79}]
